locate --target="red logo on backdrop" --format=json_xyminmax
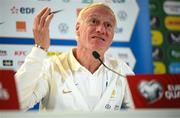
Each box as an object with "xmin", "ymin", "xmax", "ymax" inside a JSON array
[
  {"xmin": 16, "ymin": 21, "xmax": 26, "ymax": 32},
  {"xmin": 11, "ymin": 6, "xmax": 18, "ymax": 14},
  {"xmin": 127, "ymin": 74, "xmax": 180, "ymax": 108},
  {"xmin": 14, "ymin": 50, "xmax": 27, "ymax": 56}
]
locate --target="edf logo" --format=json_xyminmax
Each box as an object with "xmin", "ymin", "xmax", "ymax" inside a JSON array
[
  {"xmin": 20, "ymin": 7, "xmax": 35, "ymax": 14},
  {"xmin": 11, "ymin": 6, "xmax": 35, "ymax": 14}
]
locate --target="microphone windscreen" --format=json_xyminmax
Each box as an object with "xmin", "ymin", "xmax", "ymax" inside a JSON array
[{"xmin": 92, "ymin": 51, "xmax": 100, "ymax": 59}]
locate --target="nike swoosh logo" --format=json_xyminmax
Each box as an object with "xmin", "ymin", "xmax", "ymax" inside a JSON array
[{"xmin": 62, "ymin": 89, "xmax": 72, "ymax": 94}]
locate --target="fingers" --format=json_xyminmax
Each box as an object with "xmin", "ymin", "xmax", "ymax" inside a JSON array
[
  {"xmin": 32, "ymin": 7, "xmax": 54, "ymax": 49},
  {"xmin": 34, "ymin": 7, "xmax": 53, "ymax": 30},
  {"xmin": 33, "ymin": 7, "xmax": 48, "ymax": 28},
  {"xmin": 44, "ymin": 13, "xmax": 54, "ymax": 28},
  {"xmin": 37, "ymin": 7, "xmax": 48, "ymax": 24},
  {"xmin": 39, "ymin": 8, "xmax": 51, "ymax": 29}
]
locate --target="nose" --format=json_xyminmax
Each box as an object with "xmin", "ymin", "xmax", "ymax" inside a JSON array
[{"xmin": 96, "ymin": 24, "xmax": 106, "ymax": 35}]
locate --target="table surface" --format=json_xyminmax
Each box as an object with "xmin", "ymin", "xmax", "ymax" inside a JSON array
[{"xmin": 0, "ymin": 109, "xmax": 180, "ymax": 118}]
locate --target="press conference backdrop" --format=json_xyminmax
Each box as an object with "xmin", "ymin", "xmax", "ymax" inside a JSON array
[
  {"xmin": 0, "ymin": 0, "xmax": 153, "ymax": 74},
  {"xmin": 150, "ymin": 0, "xmax": 180, "ymax": 74}
]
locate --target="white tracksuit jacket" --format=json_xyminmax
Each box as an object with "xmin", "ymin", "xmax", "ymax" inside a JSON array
[{"xmin": 15, "ymin": 47, "xmax": 134, "ymax": 111}]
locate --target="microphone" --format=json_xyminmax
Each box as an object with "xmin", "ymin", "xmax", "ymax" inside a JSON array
[{"xmin": 92, "ymin": 51, "xmax": 126, "ymax": 78}]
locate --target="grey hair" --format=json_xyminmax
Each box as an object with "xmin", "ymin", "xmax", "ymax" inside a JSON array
[{"xmin": 77, "ymin": 2, "xmax": 117, "ymax": 26}]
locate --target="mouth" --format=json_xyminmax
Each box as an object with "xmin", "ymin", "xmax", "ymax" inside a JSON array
[{"xmin": 92, "ymin": 36, "xmax": 105, "ymax": 41}]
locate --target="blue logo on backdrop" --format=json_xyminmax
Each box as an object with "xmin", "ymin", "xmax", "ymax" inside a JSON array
[{"xmin": 169, "ymin": 63, "xmax": 180, "ymax": 74}]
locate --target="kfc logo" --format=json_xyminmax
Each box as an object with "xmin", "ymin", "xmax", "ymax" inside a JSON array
[
  {"xmin": 138, "ymin": 80, "xmax": 163, "ymax": 103},
  {"xmin": 14, "ymin": 50, "xmax": 27, "ymax": 56}
]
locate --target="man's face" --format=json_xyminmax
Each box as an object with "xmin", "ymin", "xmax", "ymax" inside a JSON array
[{"xmin": 76, "ymin": 6, "xmax": 116, "ymax": 53}]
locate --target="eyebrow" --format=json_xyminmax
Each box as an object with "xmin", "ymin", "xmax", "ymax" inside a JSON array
[{"xmin": 86, "ymin": 14, "xmax": 115, "ymax": 24}]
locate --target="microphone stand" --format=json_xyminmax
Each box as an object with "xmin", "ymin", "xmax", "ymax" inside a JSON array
[{"xmin": 92, "ymin": 51, "xmax": 126, "ymax": 78}]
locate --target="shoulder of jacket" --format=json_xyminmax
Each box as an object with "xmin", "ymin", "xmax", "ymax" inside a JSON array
[
  {"xmin": 47, "ymin": 52, "xmax": 68, "ymax": 63},
  {"xmin": 43, "ymin": 52, "xmax": 68, "ymax": 71},
  {"xmin": 105, "ymin": 54, "xmax": 134, "ymax": 76},
  {"xmin": 105, "ymin": 55, "xmax": 126, "ymax": 69}
]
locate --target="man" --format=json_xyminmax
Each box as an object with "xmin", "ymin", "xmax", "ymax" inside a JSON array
[{"xmin": 15, "ymin": 3, "xmax": 134, "ymax": 111}]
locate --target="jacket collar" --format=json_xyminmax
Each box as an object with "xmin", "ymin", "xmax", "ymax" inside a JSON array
[
  {"xmin": 68, "ymin": 48, "xmax": 82, "ymax": 71},
  {"xmin": 68, "ymin": 48, "xmax": 109, "ymax": 73}
]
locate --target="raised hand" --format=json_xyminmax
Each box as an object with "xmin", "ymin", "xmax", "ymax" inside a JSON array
[{"xmin": 33, "ymin": 7, "xmax": 54, "ymax": 50}]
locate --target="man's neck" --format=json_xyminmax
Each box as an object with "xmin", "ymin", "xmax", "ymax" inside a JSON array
[{"xmin": 74, "ymin": 47, "xmax": 103, "ymax": 74}]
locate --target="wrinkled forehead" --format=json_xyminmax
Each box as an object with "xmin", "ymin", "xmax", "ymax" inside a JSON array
[{"xmin": 78, "ymin": 5, "xmax": 116, "ymax": 25}]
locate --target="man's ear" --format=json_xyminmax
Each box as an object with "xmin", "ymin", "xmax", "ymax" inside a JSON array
[{"xmin": 76, "ymin": 22, "xmax": 80, "ymax": 37}]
